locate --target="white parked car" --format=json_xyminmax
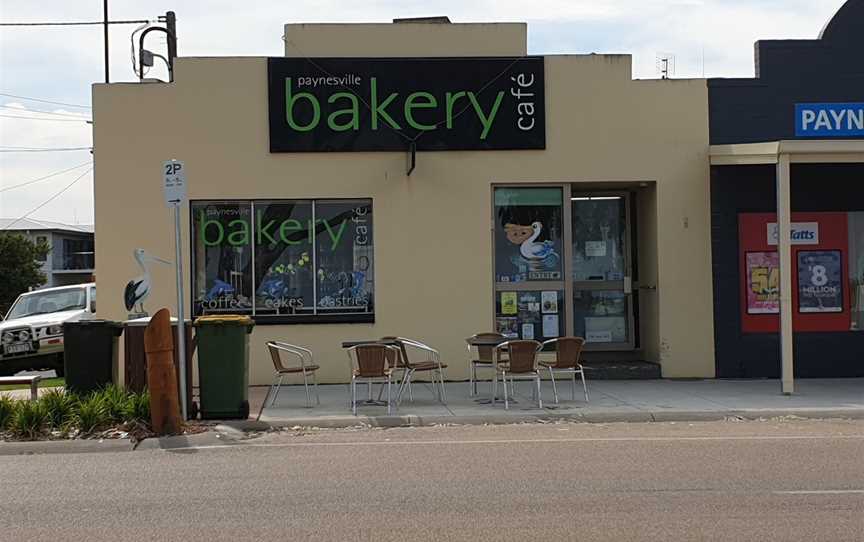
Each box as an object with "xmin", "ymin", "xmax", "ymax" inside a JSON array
[{"xmin": 0, "ymin": 283, "xmax": 96, "ymax": 376}]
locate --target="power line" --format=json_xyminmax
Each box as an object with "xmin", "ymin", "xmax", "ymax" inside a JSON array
[
  {"xmin": 0, "ymin": 162, "xmax": 92, "ymax": 193},
  {"xmin": 0, "ymin": 93, "xmax": 90, "ymax": 109},
  {"xmin": 0, "ymin": 114, "xmax": 91, "ymax": 123},
  {"xmin": 2, "ymin": 167, "xmax": 93, "ymax": 231},
  {"xmin": 0, "ymin": 19, "xmax": 150, "ymax": 27},
  {"xmin": 0, "ymin": 146, "xmax": 92, "ymax": 153},
  {"xmin": 0, "ymin": 104, "xmax": 91, "ymax": 118}
]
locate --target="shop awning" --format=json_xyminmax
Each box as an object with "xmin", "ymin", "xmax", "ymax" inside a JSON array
[{"xmin": 709, "ymin": 140, "xmax": 864, "ymax": 165}]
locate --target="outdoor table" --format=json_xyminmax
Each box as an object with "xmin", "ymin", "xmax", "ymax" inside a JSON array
[{"xmin": 465, "ymin": 335, "xmax": 515, "ymax": 405}]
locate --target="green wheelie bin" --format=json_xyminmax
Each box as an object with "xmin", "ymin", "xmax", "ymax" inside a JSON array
[{"xmin": 194, "ymin": 315, "xmax": 254, "ymax": 419}]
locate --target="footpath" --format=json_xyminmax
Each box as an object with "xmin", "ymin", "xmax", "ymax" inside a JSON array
[
  {"xmin": 257, "ymin": 378, "xmax": 864, "ymax": 427},
  {"xmin": 2, "ymin": 378, "xmax": 861, "ymax": 455}
]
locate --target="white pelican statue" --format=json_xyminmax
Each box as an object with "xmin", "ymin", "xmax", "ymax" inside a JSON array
[{"xmin": 124, "ymin": 248, "xmax": 171, "ymax": 314}]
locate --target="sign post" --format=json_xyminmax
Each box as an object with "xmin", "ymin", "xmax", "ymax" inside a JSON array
[{"xmin": 163, "ymin": 159, "xmax": 188, "ymax": 419}]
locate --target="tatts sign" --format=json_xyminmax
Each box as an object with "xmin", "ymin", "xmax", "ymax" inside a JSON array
[{"xmin": 267, "ymin": 57, "xmax": 546, "ymax": 152}]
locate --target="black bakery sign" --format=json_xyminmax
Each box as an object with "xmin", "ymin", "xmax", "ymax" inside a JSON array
[{"xmin": 267, "ymin": 57, "xmax": 545, "ymax": 152}]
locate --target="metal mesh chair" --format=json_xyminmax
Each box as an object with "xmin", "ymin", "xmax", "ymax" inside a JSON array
[
  {"xmin": 540, "ymin": 337, "xmax": 589, "ymax": 403},
  {"xmin": 494, "ymin": 340, "xmax": 543, "ymax": 409},
  {"xmin": 265, "ymin": 341, "xmax": 320, "ymax": 408},
  {"xmin": 347, "ymin": 343, "xmax": 401, "ymax": 415},
  {"xmin": 466, "ymin": 332, "xmax": 507, "ymax": 396},
  {"xmin": 384, "ymin": 337, "xmax": 448, "ymax": 405}
]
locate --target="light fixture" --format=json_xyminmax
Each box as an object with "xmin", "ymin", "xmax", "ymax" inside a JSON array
[{"xmin": 571, "ymin": 196, "xmax": 623, "ymax": 201}]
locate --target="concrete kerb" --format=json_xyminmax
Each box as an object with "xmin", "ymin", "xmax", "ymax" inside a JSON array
[
  {"xmin": 0, "ymin": 438, "xmax": 135, "ymax": 456},
  {"xmin": 257, "ymin": 408, "xmax": 864, "ymax": 429}
]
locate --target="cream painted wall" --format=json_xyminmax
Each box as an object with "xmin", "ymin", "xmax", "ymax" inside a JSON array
[
  {"xmin": 284, "ymin": 23, "xmax": 527, "ymax": 57},
  {"xmin": 93, "ymin": 52, "xmax": 714, "ymax": 386}
]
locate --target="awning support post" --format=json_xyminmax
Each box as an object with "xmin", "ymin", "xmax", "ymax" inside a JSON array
[{"xmin": 776, "ymin": 153, "xmax": 794, "ymax": 394}]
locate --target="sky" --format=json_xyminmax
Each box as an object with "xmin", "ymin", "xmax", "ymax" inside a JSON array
[{"xmin": 0, "ymin": 0, "xmax": 848, "ymax": 226}]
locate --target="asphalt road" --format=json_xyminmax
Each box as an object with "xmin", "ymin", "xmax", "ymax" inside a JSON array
[{"xmin": 1, "ymin": 419, "xmax": 862, "ymax": 541}]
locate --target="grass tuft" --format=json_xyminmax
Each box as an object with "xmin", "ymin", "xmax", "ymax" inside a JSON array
[
  {"xmin": 122, "ymin": 391, "xmax": 151, "ymax": 424},
  {"xmin": 0, "ymin": 395, "xmax": 16, "ymax": 431},
  {"xmin": 8, "ymin": 400, "xmax": 48, "ymax": 440},
  {"xmin": 40, "ymin": 389, "xmax": 78, "ymax": 430},
  {"xmin": 71, "ymin": 393, "xmax": 109, "ymax": 435}
]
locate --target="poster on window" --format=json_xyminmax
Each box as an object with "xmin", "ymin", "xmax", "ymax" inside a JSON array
[
  {"xmin": 746, "ymin": 252, "xmax": 779, "ymax": 314},
  {"xmin": 797, "ymin": 250, "xmax": 843, "ymax": 313},
  {"xmin": 494, "ymin": 188, "xmax": 563, "ymax": 282}
]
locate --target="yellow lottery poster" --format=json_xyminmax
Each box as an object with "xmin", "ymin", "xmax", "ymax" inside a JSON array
[{"xmin": 501, "ymin": 292, "xmax": 517, "ymax": 315}]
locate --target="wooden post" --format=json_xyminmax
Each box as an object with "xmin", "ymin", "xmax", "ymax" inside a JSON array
[{"xmin": 144, "ymin": 308, "xmax": 182, "ymax": 435}]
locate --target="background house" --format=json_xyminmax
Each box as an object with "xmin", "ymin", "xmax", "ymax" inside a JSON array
[{"xmin": 0, "ymin": 218, "xmax": 95, "ymax": 288}]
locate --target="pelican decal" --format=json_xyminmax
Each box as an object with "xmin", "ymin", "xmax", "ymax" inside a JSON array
[
  {"xmin": 503, "ymin": 221, "xmax": 560, "ymax": 276},
  {"xmin": 124, "ymin": 248, "xmax": 171, "ymax": 315}
]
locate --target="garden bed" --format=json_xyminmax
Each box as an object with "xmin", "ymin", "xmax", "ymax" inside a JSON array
[{"xmin": 0, "ymin": 385, "xmax": 157, "ymax": 442}]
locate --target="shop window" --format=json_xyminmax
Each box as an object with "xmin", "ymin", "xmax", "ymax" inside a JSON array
[
  {"xmin": 314, "ymin": 200, "xmax": 374, "ymax": 316},
  {"xmin": 573, "ymin": 290, "xmax": 629, "ymax": 343},
  {"xmin": 495, "ymin": 290, "xmax": 563, "ymax": 342},
  {"xmin": 191, "ymin": 199, "xmax": 373, "ymax": 323},
  {"xmin": 493, "ymin": 187, "xmax": 563, "ymax": 283},
  {"xmin": 192, "ymin": 202, "xmax": 255, "ymax": 317},
  {"xmin": 253, "ymin": 201, "xmax": 315, "ymax": 317},
  {"xmin": 35, "ymin": 236, "xmax": 48, "ymax": 262}
]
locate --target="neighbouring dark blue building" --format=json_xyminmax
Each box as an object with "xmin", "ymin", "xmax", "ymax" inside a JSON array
[{"xmin": 708, "ymin": 0, "xmax": 864, "ymax": 378}]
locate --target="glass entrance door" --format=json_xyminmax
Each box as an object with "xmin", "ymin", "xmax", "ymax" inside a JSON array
[{"xmin": 570, "ymin": 193, "xmax": 635, "ymax": 349}]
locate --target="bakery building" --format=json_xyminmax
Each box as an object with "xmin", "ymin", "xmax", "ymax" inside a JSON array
[
  {"xmin": 708, "ymin": 0, "xmax": 864, "ymax": 386},
  {"xmin": 92, "ymin": 18, "xmax": 715, "ymax": 385}
]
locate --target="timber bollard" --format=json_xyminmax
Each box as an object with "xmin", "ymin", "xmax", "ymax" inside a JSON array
[{"xmin": 144, "ymin": 308, "xmax": 183, "ymax": 435}]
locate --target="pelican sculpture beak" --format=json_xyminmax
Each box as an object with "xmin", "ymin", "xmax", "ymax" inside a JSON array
[{"xmin": 148, "ymin": 254, "xmax": 173, "ymax": 265}]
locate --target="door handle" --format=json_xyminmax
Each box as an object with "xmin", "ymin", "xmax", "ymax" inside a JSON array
[{"xmin": 624, "ymin": 276, "xmax": 632, "ymax": 294}]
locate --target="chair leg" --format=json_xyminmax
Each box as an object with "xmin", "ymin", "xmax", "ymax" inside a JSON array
[
  {"xmin": 502, "ymin": 372, "xmax": 509, "ymax": 410},
  {"xmin": 302, "ymin": 371, "xmax": 311, "ymax": 408},
  {"xmin": 271, "ymin": 375, "xmax": 284, "ymax": 407},
  {"xmin": 397, "ymin": 369, "xmax": 413, "ymax": 406},
  {"xmin": 536, "ymin": 376, "xmax": 543, "ymax": 409},
  {"xmin": 581, "ymin": 370, "xmax": 589, "ymax": 402},
  {"xmin": 470, "ymin": 364, "xmax": 476, "ymax": 396},
  {"xmin": 313, "ymin": 371, "xmax": 320, "ymax": 405},
  {"xmin": 549, "ymin": 368, "xmax": 559, "ymax": 404},
  {"xmin": 351, "ymin": 378, "xmax": 357, "ymax": 415},
  {"xmin": 439, "ymin": 369, "xmax": 447, "ymax": 404},
  {"xmin": 387, "ymin": 376, "xmax": 392, "ymax": 415},
  {"xmin": 572, "ymin": 372, "xmax": 577, "ymax": 401}
]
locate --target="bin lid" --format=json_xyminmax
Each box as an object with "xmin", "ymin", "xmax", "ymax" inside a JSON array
[
  {"xmin": 193, "ymin": 314, "xmax": 254, "ymax": 327},
  {"xmin": 64, "ymin": 319, "xmax": 124, "ymax": 328},
  {"xmin": 125, "ymin": 316, "xmax": 192, "ymax": 327}
]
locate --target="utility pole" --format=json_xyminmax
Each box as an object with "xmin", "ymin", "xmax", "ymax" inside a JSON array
[
  {"xmin": 103, "ymin": 0, "xmax": 109, "ymax": 83},
  {"xmin": 165, "ymin": 11, "xmax": 177, "ymax": 62}
]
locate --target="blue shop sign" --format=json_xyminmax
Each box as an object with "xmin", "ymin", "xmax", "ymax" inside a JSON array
[{"xmin": 795, "ymin": 103, "xmax": 864, "ymax": 137}]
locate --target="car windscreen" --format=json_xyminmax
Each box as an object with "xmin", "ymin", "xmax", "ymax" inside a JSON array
[{"xmin": 6, "ymin": 288, "xmax": 87, "ymax": 320}]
